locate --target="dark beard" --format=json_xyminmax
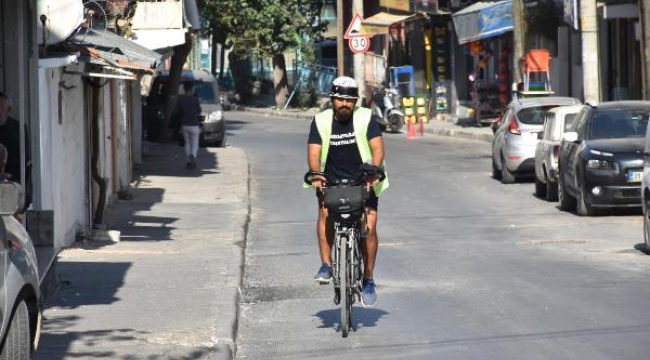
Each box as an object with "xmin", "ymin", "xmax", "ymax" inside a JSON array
[{"xmin": 334, "ymin": 107, "xmax": 352, "ymax": 120}]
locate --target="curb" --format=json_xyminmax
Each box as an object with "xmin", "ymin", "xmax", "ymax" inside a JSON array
[
  {"xmin": 233, "ymin": 105, "xmax": 315, "ymax": 121},
  {"xmin": 425, "ymin": 126, "xmax": 494, "ymax": 143}
]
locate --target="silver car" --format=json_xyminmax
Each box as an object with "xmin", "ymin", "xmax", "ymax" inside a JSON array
[
  {"xmin": 534, "ymin": 104, "xmax": 583, "ymax": 200},
  {"xmin": 0, "ymin": 181, "xmax": 41, "ymax": 358},
  {"xmin": 492, "ymin": 96, "xmax": 581, "ymax": 184}
]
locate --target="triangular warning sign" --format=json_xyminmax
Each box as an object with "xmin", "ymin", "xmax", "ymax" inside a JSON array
[{"xmin": 344, "ymin": 13, "xmax": 366, "ymax": 39}]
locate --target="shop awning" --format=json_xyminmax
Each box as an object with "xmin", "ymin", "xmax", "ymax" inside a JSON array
[
  {"xmin": 130, "ymin": 0, "xmax": 194, "ymax": 50},
  {"xmin": 70, "ymin": 29, "xmax": 163, "ymax": 71},
  {"xmin": 361, "ymin": 12, "xmax": 420, "ymax": 36},
  {"xmin": 452, "ymin": 0, "xmax": 513, "ymax": 44}
]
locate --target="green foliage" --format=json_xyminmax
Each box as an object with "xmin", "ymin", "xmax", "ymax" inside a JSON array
[{"xmin": 199, "ymin": 0, "xmax": 324, "ymax": 61}]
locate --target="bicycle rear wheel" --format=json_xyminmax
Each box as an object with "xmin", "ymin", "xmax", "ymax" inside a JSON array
[{"xmin": 339, "ymin": 235, "xmax": 350, "ymax": 337}]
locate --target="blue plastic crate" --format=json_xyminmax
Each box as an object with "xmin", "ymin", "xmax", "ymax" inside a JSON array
[{"xmin": 390, "ymin": 66, "xmax": 416, "ymax": 97}]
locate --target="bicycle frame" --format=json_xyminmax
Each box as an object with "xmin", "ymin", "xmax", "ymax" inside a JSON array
[
  {"xmin": 332, "ymin": 214, "xmax": 365, "ymax": 296},
  {"xmin": 331, "ymin": 210, "xmax": 365, "ymax": 337}
]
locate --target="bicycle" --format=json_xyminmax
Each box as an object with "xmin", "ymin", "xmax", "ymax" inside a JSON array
[{"xmin": 304, "ymin": 165, "xmax": 385, "ymax": 337}]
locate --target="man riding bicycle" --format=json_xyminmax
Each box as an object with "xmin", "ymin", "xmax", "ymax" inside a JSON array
[{"xmin": 306, "ymin": 76, "xmax": 389, "ymax": 306}]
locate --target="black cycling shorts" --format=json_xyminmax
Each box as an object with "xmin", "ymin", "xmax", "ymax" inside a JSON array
[{"xmin": 317, "ymin": 188, "xmax": 378, "ymax": 211}]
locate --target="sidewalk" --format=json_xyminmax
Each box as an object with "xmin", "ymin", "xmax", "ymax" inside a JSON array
[
  {"xmin": 36, "ymin": 143, "xmax": 248, "ymax": 360},
  {"xmin": 236, "ymin": 105, "xmax": 494, "ymax": 143}
]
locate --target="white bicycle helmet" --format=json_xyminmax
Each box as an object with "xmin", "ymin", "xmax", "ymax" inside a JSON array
[{"xmin": 329, "ymin": 76, "xmax": 359, "ymax": 99}]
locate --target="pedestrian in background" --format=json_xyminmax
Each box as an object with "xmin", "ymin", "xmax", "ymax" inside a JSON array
[
  {"xmin": 0, "ymin": 91, "xmax": 31, "ymax": 211},
  {"xmin": 0, "ymin": 143, "xmax": 10, "ymax": 181},
  {"xmin": 174, "ymin": 82, "xmax": 202, "ymax": 169}
]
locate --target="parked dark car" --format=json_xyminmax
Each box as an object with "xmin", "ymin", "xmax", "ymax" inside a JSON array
[
  {"xmin": 558, "ymin": 101, "xmax": 650, "ymax": 216},
  {"xmin": 145, "ymin": 70, "xmax": 226, "ymax": 147},
  {"xmin": 0, "ymin": 181, "xmax": 42, "ymax": 357}
]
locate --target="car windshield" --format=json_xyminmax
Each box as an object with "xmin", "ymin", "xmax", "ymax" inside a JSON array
[
  {"xmin": 563, "ymin": 113, "xmax": 577, "ymax": 131},
  {"xmin": 178, "ymin": 81, "xmax": 216, "ymax": 104},
  {"xmin": 517, "ymin": 105, "xmax": 562, "ymax": 125},
  {"xmin": 587, "ymin": 109, "xmax": 650, "ymax": 139}
]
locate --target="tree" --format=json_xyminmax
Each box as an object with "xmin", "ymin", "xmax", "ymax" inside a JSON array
[
  {"xmin": 160, "ymin": 31, "xmax": 196, "ymax": 142},
  {"xmin": 200, "ymin": 0, "xmax": 325, "ymax": 108},
  {"xmin": 198, "ymin": 0, "xmax": 236, "ymax": 78}
]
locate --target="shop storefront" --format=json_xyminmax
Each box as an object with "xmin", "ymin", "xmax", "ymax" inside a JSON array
[{"xmin": 452, "ymin": 0, "xmax": 513, "ymax": 124}]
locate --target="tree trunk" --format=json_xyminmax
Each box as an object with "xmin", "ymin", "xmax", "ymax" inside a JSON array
[
  {"xmin": 220, "ymin": 45, "xmax": 226, "ymax": 79},
  {"xmin": 230, "ymin": 52, "xmax": 250, "ymax": 103},
  {"xmin": 211, "ymin": 26, "xmax": 218, "ymax": 76},
  {"xmin": 272, "ymin": 54, "xmax": 289, "ymax": 108},
  {"xmin": 159, "ymin": 32, "xmax": 195, "ymax": 142}
]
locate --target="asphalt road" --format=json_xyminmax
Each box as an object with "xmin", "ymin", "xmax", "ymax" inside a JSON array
[{"xmin": 229, "ymin": 111, "xmax": 650, "ymax": 360}]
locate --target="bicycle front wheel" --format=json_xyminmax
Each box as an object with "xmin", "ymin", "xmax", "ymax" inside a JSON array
[{"xmin": 339, "ymin": 235, "xmax": 350, "ymax": 337}]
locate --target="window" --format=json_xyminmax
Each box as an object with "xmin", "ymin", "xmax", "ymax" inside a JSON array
[
  {"xmin": 177, "ymin": 81, "xmax": 217, "ymax": 103},
  {"xmin": 587, "ymin": 109, "xmax": 650, "ymax": 139},
  {"xmin": 517, "ymin": 105, "xmax": 561, "ymax": 125},
  {"xmin": 544, "ymin": 114, "xmax": 554, "ymax": 140},
  {"xmin": 563, "ymin": 113, "xmax": 577, "ymax": 132}
]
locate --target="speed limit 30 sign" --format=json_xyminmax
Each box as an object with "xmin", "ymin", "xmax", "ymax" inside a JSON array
[{"xmin": 349, "ymin": 36, "xmax": 370, "ymax": 54}]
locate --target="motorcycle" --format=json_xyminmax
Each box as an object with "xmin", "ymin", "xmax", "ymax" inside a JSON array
[{"xmin": 370, "ymin": 82, "xmax": 404, "ymax": 133}]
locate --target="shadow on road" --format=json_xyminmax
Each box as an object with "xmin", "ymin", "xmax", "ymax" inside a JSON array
[{"xmin": 314, "ymin": 307, "xmax": 389, "ymax": 332}]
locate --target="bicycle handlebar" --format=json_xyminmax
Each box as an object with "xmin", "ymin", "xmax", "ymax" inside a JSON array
[{"xmin": 304, "ymin": 164, "xmax": 386, "ymax": 187}]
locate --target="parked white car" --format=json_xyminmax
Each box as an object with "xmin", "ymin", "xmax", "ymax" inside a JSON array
[
  {"xmin": 534, "ymin": 104, "xmax": 583, "ymax": 200},
  {"xmin": 492, "ymin": 96, "xmax": 581, "ymax": 184},
  {"xmin": 0, "ymin": 181, "xmax": 42, "ymax": 357}
]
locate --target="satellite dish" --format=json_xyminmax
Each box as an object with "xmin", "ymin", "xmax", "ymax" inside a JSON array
[{"xmin": 37, "ymin": 0, "xmax": 84, "ymax": 45}]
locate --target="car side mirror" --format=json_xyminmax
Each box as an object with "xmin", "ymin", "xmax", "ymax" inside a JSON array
[
  {"xmin": 537, "ymin": 131, "xmax": 543, "ymax": 140},
  {"xmin": 562, "ymin": 131, "xmax": 578, "ymax": 143},
  {"xmin": 491, "ymin": 120, "xmax": 500, "ymax": 134},
  {"xmin": 0, "ymin": 181, "xmax": 24, "ymax": 215}
]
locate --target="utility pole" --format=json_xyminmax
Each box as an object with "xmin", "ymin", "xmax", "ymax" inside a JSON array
[
  {"xmin": 581, "ymin": 0, "xmax": 601, "ymax": 102},
  {"xmin": 337, "ymin": 0, "xmax": 344, "ymax": 76},
  {"xmin": 512, "ymin": 0, "xmax": 527, "ymax": 82},
  {"xmin": 640, "ymin": 0, "xmax": 650, "ymax": 99},
  {"xmin": 352, "ymin": 0, "xmax": 365, "ymax": 102}
]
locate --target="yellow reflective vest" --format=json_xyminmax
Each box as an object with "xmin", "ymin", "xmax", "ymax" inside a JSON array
[{"xmin": 306, "ymin": 107, "xmax": 389, "ymax": 196}]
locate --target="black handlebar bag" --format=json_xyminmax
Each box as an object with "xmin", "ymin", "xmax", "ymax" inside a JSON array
[{"xmin": 324, "ymin": 185, "xmax": 366, "ymax": 215}]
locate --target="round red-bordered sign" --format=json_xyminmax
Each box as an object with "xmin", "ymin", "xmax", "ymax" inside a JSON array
[{"xmin": 349, "ymin": 36, "xmax": 370, "ymax": 54}]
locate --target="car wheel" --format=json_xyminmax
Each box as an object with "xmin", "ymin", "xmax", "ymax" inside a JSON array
[
  {"xmin": 0, "ymin": 300, "xmax": 30, "ymax": 360},
  {"xmin": 535, "ymin": 176, "xmax": 546, "ymax": 199},
  {"xmin": 558, "ymin": 175, "xmax": 576, "ymax": 211},
  {"xmin": 492, "ymin": 157, "xmax": 501, "ymax": 180},
  {"xmin": 643, "ymin": 201, "xmax": 650, "ymax": 255},
  {"xmin": 388, "ymin": 114, "xmax": 403, "ymax": 133},
  {"xmin": 500, "ymin": 155, "xmax": 516, "ymax": 184},
  {"xmin": 546, "ymin": 179, "xmax": 559, "ymax": 202}
]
